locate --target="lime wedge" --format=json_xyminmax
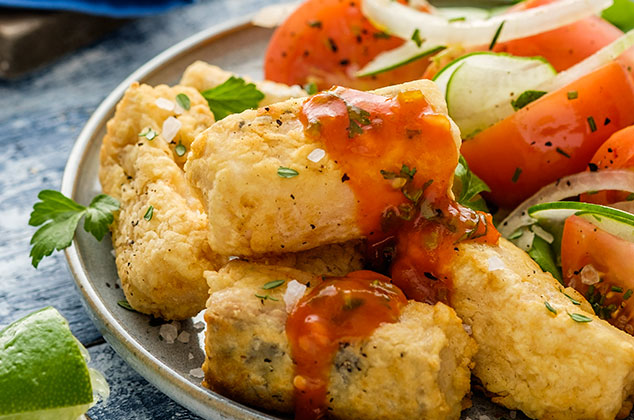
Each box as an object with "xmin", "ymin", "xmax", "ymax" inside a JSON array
[{"xmin": 0, "ymin": 307, "xmax": 109, "ymax": 419}]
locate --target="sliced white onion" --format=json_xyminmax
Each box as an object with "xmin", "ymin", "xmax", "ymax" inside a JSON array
[
  {"xmin": 500, "ymin": 169, "xmax": 634, "ymax": 238},
  {"xmin": 252, "ymin": 1, "xmax": 299, "ymax": 28},
  {"xmin": 284, "ymin": 280, "xmax": 307, "ymax": 313},
  {"xmin": 162, "ymin": 116, "xmax": 181, "ymax": 143},
  {"xmin": 362, "ymin": 0, "xmax": 612, "ymax": 47},
  {"xmin": 540, "ymin": 30, "xmax": 634, "ymax": 92},
  {"xmin": 531, "ymin": 224, "xmax": 555, "ymax": 244},
  {"xmin": 513, "ymin": 226, "xmax": 535, "ymax": 251}
]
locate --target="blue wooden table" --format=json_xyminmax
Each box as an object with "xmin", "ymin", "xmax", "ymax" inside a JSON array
[{"xmin": 0, "ymin": 1, "xmax": 284, "ymax": 418}]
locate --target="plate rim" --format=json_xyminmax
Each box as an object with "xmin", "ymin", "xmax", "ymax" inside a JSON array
[{"xmin": 62, "ymin": 16, "xmax": 283, "ymax": 420}]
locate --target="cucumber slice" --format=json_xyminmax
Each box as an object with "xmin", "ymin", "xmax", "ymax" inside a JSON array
[
  {"xmin": 356, "ymin": 42, "xmax": 446, "ymax": 77},
  {"xmin": 444, "ymin": 53, "xmax": 556, "ymax": 137},
  {"xmin": 528, "ymin": 201, "xmax": 634, "ymax": 244}
]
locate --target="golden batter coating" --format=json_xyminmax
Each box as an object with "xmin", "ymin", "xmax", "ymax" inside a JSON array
[
  {"xmin": 100, "ymin": 82, "xmax": 224, "ymax": 320},
  {"xmin": 451, "ymin": 238, "xmax": 634, "ymax": 420},
  {"xmin": 202, "ymin": 261, "xmax": 476, "ymax": 420},
  {"xmin": 185, "ymin": 80, "xmax": 460, "ymax": 256},
  {"xmin": 180, "ymin": 61, "xmax": 307, "ymax": 106}
]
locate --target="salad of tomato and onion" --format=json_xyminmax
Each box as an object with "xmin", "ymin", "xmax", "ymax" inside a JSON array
[{"xmin": 262, "ymin": 0, "xmax": 634, "ymax": 335}]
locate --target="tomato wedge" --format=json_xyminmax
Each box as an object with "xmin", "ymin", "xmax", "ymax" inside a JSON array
[
  {"xmin": 493, "ymin": 0, "xmax": 625, "ymax": 72},
  {"xmin": 582, "ymin": 125, "xmax": 634, "ymax": 205},
  {"xmin": 264, "ymin": 0, "xmax": 431, "ymax": 90},
  {"xmin": 561, "ymin": 215, "xmax": 634, "ymax": 334},
  {"xmin": 461, "ymin": 61, "xmax": 634, "ymax": 208}
]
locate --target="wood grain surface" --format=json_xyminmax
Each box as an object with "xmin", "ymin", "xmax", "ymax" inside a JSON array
[{"xmin": 0, "ymin": 0, "xmax": 285, "ymax": 418}]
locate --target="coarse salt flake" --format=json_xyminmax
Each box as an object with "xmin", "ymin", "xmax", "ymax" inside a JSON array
[
  {"xmin": 159, "ymin": 323, "xmax": 178, "ymax": 344},
  {"xmin": 155, "ymin": 97, "xmax": 175, "ymax": 111},
  {"xmin": 177, "ymin": 331, "xmax": 190, "ymax": 344},
  {"xmin": 189, "ymin": 368, "xmax": 205, "ymax": 379},
  {"xmin": 487, "ymin": 255, "xmax": 505, "ymax": 272},
  {"xmin": 188, "ymin": 353, "xmax": 194, "ymax": 360},
  {"xmin": 463, "ymin": 324, "xmax": 472, "ymax": 335},
  {"xmin": 580, "ymin": 264, "xmax": 600, "ymax": 285},
  {"xmin": 307, "ymin": 148, "xmax": 326, "ymax": 163},
  {"xmin": 193, "ymin": 321, "xmax": 205, "ymax": 330},
  {"xmin": 284, "ymin": 280, "xmax": 307, "ymax": 313},
  {"xmin": 162, "ymin": 116, "xmax": 181, "ymax": 142}
]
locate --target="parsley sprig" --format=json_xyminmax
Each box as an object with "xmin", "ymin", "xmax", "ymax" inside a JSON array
[
  {"xmin": 29, "ymin": 190, "xmax": 119, "ymax": 268},
  {"xmin": 201, "ymin": 76, "xmax": 265, "ymax": 120},
  {"xmin": 453, "ymin": 156, "xmax": 490, "ymax": 212}
]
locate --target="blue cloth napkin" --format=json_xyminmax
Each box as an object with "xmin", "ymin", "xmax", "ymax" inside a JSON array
[{"xmin": 0, "ymin": 0, "xmax": 195, "ymax": 17}]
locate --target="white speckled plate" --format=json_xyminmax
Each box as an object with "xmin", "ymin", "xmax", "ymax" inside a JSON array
[{"xmin": 62, "ymin": 14, "xmax": 522, "ymax": 420}]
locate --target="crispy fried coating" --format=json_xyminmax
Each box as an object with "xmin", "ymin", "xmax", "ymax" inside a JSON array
[
  {"xmin": 100, "ymin": 82, "xmax": 224, "ymax": 320},
  {"xmin": 451, "ymin": 238, "xmax": 634, "ymax": 420},
  {"xmin": 180, "ymin": 61, "xmax": 307, "ymax": 106},
  {"xmin": 185, "ymin": 80, "xmax": 459, "ymax": 256},
  {"xmin": 202, "ymin": 261, "xmax": 476, "ymax": 420}
]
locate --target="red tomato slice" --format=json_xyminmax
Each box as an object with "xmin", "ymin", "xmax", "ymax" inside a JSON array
[
  {"xmin": 264, "ymin": 0, "xmax": 431, "ymax": 90},
  {"xmin": 581, "ymin": 125, "xmax": 634, "ymax": 204},
  {"xmin": 461, "ymin": 61, "xmax": 634, "ymax": 209},
  {"xmin": 493, "ymin": 0, "xmax": 625, "ymax": 72},
  {"xmin": 561, "ymin": 215, "xmax": 634, "ymax": 333}
]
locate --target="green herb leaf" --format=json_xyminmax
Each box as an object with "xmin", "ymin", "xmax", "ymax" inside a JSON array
[
  {"xmin": 201, "ymin": 76, "xmax": 265, "ymax": 120},
  {"xmin": 278, "ymin": 166, "xmax": 299, "ymax": 178},
  {"xmin": 562, "ymin": 290, "xmax": 581, "ymax": 305},
  {"xmin": 144, "ymin": 205, "xmax": 154, "ymax": 221},
  {"xmin": 411, "ymin": 28, "xmax": 424, "ymax": 47},
  {"xmin": 625, "ymin": 289, "xmax": 633, "ymax": 300},
  {"xmin": 568, "ymin": 312, "xmax": 593, "ymax": 323},
  {"xmin": 612, "ymin": 285, "xmax": 624, "ymax": 293},
  {"xmin": 118, "ymin": 300, "xmax": 139, "ymax": 312},
  {"xmin": 602, "ymin": 0, "xmax": 634, "ymax": 32},
  {"xmin": 448, "ymin": 16, "xmax": 466, "ymax": 22},
  {"xmin": 139, "ymin": 127, "xmax": 158, "ymax": 140},
  {"xmin": 453, "ymin": 156, "xmax": 491, "ymax": 212},
  {"xmin": 175, "ymin": 141, "xmax": 186, "ymax": 157},
  {"xmin": 29, "ymin": 190, "xmax": 119, "ymax": 268},
  {"xmin": 511, "ymin": 167, "xmax": 522, "ymax": 183},
  {"xmin": 262, "ymin": 279, "xmax": 285, "ymax": 290},
  {"xmin": 175, "ymin": 93, "xmax": 191, "ymax": 111},
  {"xmin": 567, "ymin": 91, "xmax": 578, "ymax": 100},
  {"xmin": 347, "ymin": 104, "xmax": 371, "ymax": 138},
  {"xmin": 489, "ymin": 20, "xmax": 505, "ymax": 50},
  {"xmin": 511, "ymin": 90, "xmax": 547, "ymax": 111},
  {"xmin": 544, "ymin": 301, "xmax": 557, "ymax": 315},
  {"xmin": 255, "ymin": 293, "xmax": 279, "ymax": 301},
  {"xmin": 528, "ymin": 235, "xmax": 563, "ymax": 283},
  {"xmin": 556, "ymin": 147, "xmax": 571, "ymax": 158},
  {"xmin": 304, "ymin": 82, "xmax": 318, "ymax": 95},
  {"xmin": 84, "ymin": 194, "xmax": 119, "ymax": 241},
  {"xmin": 587, "ymin": 116, "xmax": 597, "ymax": 133},
  {"xmin": 307, "ymin": 20, "xmax": 322, "ymax": 28}
]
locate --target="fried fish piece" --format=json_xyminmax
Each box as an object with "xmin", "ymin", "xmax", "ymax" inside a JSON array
[
  {"xmin": 451, "ymin": 238, "xmax": 634, "ymax": 420},
  {"xmin": 185, "ymin": 80, "xmax": 459, "ymax": 256},
  {"xmin": 202, "ymin": 261, "xmax": 476, "ymax": 420},
  {"xmin": 180, "ymin": 61, "xmax": 307, "ymax": 106},
  {"xmin": 100, "ymin": 82, "xmax": 224, "ymax": 320}
]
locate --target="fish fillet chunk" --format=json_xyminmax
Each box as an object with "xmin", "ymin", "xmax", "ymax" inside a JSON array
[
  {"xmin": 185, "ymin": 80, "xmax": 459, "ymax": 256},
  {"xmin": 100, "ymin": 82, "xmax": 223, "ymax": 320},
  {"xmin": 202, "ymin": 261, "xmax": 476, "ymax": 420},
  {"xmin": 451, "ymin": 238, "xmax": 634, "ymax": 420}
]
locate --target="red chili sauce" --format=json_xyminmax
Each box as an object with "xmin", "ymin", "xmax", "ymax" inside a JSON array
[
  {"xmin": 288, "ymin": 86, "xmax": 500, "ymax": 419},
  {"xmin": 286, "ymin": 271, "xmax": 406, "ymax": 420}
]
